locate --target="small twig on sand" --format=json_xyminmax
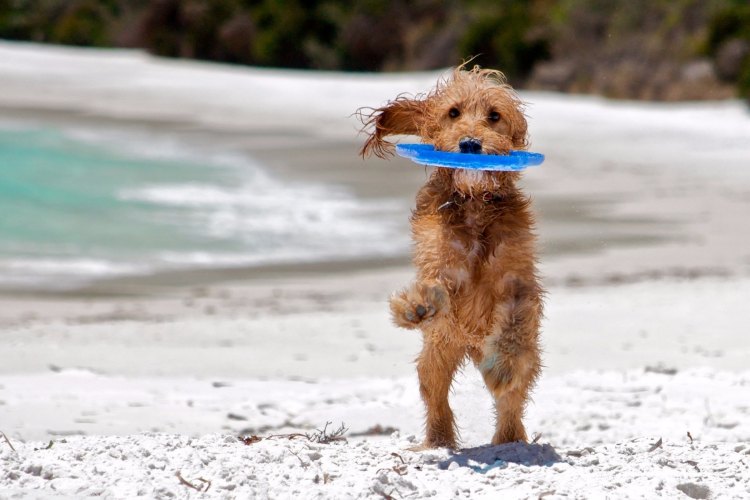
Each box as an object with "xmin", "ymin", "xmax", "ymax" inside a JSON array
[
  {"xmin": 647, "ymin": 437, "xmax": 663, "ymax": 452},
  {"xmin": 376, "ymin": 453, "xmax": 409, "ymax": 476},
  {"xmin": 1, "ymin": 431, "xmax": 16, "ymax": 452},
  {"xmin": 687, "ymin": 431, "xmax": 694, "ymax": 444},
  {"xmin": 33, "ymin": 440, "xmax": 55, "ymax": 452},
  {"xmin": 239, "ymin": 421, "xmax": 348, "ymax": 446},
  {"xmin": 374, "ymin": 488, "xmax": 399, "ymax": 500},
  {"xmin": 532, "ymin": 433, "xmax": 542, "ymax": 444},
  {"xmin": 307, "ymin": 422, "xmax": 348, "ymax": 444},
  {"xmin": 313, "ymin": 472, "xmax": 333, "ymax": 484},
  {"xmin": 176, "ymin": 471, "xmax": 209, "ymax": 492},
  {"xmin": 288, "ymin": 449, "xmax": 308, "ymax": 468},
  {"xmin": 197, "ymin": 478, "xmax": 212, "ymax": 492},
  {"xmin": 376, "ymin": 464, "xmax": 408, "ymax": 476},
  {"xmin": 684, "ymin": 460, "xmax": 701, "ymax": 472},
  {"xmin": 239, "ymin": 435, "xmax": 263, "ymax": 445}
]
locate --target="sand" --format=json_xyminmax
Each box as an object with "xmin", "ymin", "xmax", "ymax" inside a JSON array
[
  {"xmin": 2, "ymin": 370, "xmax": 749, "ymax": 498},
  {"xmin": 0, "ymin": 41, "xmax": 749, "ymax": 498}
]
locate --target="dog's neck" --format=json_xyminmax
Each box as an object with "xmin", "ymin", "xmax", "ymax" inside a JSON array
[
  {"xmin": 416, "ymin": 168, "xmax": 523, "ymax": 217},
  {"xmin": 439, "ymin": 168, "xmax": 520, "ymax": 199}
]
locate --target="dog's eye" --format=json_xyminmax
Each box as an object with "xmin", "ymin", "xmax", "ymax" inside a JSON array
[
  {"xmin": 488, "ymin": 111, "xmax": 501, "ymax": 122},
  {"xmin": 448, "ymin": 107, "xmax": 460, "ymax": 119}
]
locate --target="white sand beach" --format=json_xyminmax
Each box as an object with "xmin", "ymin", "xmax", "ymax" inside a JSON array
[{"xmin": 0, "ymin": 41, "xmax": 749, "ymax": 498}]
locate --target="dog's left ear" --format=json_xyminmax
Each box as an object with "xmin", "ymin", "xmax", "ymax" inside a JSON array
[
  {"xmin": 359, "ymin": 97, "xmax": 427, "ymax": 159},
  {"xmin": 507, "ymin": 106, "xmax": 529, "ymax": 150}
]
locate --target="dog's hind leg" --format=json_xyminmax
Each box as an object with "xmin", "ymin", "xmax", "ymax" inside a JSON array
[
  {"xmin": 476, "ymin": 340, "xmax": 540, "ymax": 444},
  {"xmin": 475, "ymin": 274, "xmax": 542, "ymax": 444},
  {"xmin": 416, "ymin": 339, "xmax": 465, "ymax": 449},
  {"xmin": 489, "ymin": 383, "xmax": 534, "ymax": 444}
]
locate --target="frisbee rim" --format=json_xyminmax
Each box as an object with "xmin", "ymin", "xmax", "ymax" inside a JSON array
[{"xmin": 395, "ymin": 143, "xmax": 544, "ymax": 171}]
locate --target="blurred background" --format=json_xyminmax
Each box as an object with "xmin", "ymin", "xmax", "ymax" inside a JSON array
[
  {"xmin": 0, "ymin": 0, "xmax": 749, "ymax": 294},
  {"xmin": 0, "ymin": 0, "xmax": 748, "ymax": 293},
  {"xmin": 1, "ymin": 0, "xmax": 750, "ymax": 100}
]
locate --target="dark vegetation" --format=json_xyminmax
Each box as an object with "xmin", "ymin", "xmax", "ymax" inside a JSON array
[{"xmin": 1, "ymin": 0, "xmax": 749, "ymax": 100}]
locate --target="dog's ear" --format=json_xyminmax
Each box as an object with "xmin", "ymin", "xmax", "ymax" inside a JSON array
[
  {"xmin": 359, "ymin": 97, "xmax": 427, "ymax": 158},
  {"xmin": 493, "ymin": 98, "xmax": 528, "ymax": 150},
  {"xmin": 510, "ymin": 110, "xmax": 529, "ymax": 150}
]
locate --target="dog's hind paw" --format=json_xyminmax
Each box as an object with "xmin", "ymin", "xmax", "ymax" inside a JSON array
[{"xmin": 390, "ymin": 282, "xmax": 448, "ymax": 329}]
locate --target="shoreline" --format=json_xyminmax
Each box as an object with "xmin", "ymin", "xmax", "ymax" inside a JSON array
[{"xmin": 0, "ymin": 255, "xmax": 411, "ymax": 299}]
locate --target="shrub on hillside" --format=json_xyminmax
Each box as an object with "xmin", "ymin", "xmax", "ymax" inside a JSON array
[
  {"xmin": 51, "ymin": 0, "xmax": 113, "ymax": 46},
  {"xmin": 707, "ymin": 1, "xmax": 750, "ymax": 98},
  {"xmin": 458, "ymin": 0, "xmax": 549, "ymax": 83}
]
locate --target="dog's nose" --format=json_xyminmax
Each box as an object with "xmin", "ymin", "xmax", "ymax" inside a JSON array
[{"xmin": 459, "ymin": 138, "xmax": 482, "ymax": 154}]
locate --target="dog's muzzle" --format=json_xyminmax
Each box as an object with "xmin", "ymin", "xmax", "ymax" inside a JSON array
[{"xmin": 459, "ymin": 137, "xmax": 482, "ymax": 154}]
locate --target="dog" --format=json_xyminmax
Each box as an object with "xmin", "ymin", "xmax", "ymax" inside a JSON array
[{"xmin": 360, "ymin": 65, "xmax": 543, "ymax": 449}]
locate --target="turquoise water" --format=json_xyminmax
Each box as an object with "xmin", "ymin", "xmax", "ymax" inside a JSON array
[
  {"xmin": 0, "ymin": 126, "xmax": 406, "ymax": 289},
  {"xmin": 0, "ymin": 128, "xmax": 242, "ymax": 256}
]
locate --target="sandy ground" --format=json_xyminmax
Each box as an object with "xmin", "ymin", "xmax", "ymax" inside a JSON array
[
  {"xmin": 0, "ymin": 273, "xmax": 749, "ymax": 382},
  {"xmin": 1, "ymin": 369, "xmax": 749, "ymax": 498},
  {"xmin": 1, "ymin": 41, "xmax": 749, "ymax": 498}
]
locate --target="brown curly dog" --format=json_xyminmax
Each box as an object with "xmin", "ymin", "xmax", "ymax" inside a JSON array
[{"xmin": 360, "ymin": 65, "xmax": 543, "ymax": 449}]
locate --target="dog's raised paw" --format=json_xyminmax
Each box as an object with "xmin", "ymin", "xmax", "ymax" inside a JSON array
[{"xmin": 390, "ymin": 282, "xmax": 448, "ymax": 329}]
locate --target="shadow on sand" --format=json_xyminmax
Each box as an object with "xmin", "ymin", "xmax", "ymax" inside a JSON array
[{"xmin": 438, "ymin": 442, "xmax": 562, "ymax": 474}]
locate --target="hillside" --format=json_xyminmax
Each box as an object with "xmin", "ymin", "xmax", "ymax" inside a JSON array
[{"xmin": 1, "ymin": 1, "xmax": 750, "ymax": 101}]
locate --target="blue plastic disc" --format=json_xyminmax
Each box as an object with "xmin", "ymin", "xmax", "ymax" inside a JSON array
[{"xmin": 395, "ymin": 144, "xmax": 544, "ymax": 171}]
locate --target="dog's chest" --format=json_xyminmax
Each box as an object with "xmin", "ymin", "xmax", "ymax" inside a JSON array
[
  {"xmin": 441, "ymin": 216, "xmax": 502, "ymax": 287},
  {"xmin": 443, "ymin": 237, "xmax": 478, "ymax": 286}
]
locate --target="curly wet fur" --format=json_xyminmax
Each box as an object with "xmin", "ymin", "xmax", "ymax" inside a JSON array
[{"xmin": 360, "ymin": 65, "xmax": 543, "ymax": 449}]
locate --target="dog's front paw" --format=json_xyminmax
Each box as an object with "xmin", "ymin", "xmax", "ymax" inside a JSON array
[{"xmin": 390, "ymin": 282, "xmax": 448, "ymax": 329}]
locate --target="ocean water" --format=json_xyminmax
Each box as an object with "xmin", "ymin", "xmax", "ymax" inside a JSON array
[{"xmin": 0, "ymin": 125, "xmax": 408, "ymax": 289}]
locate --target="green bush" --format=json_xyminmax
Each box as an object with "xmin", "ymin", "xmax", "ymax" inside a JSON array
[
  {"xmin": 738, "ymin": 57, "xmax": 750, "ymax": 99},
  {"xmin": 51, "ymin": 0, "xmax": 112, "ymax": 46},
  {"xmin": 707, "ymin": 1, "xmax": 750, "ymax": 54},
  {"xmin": 251, "ymin": 0, "xmax": 309, "ymax": 67},
  {"xmin": 458, "ymin": 0, "xmax": 549, "ymax": 83},
  {"xmin": 707, "ymin": 1, "xmax": 750, "ymax": 98},
  {"xmin": 0, "ymin": 0, "xmax": 747, "ymax": 100}
]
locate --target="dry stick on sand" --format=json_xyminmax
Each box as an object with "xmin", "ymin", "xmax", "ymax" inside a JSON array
[
  {"xmin": 197, "ymin": 478, "xmax": 212, "ymax": 492},
  {"xmin": 288, "ymin": 449, "xmax": 309, "ymax": 468},
  {"xmin": 239, "ymin": 422, "xmax": 349, "ymax": 448},
  {"xmin": 647, "ymin": 438, "xmax": 663, "ymax": 452},
  {"xmin": 1, "ymin": 431, "xmax": 16, "ymax": 452},
  {"xmin": 175, "ymin": 471, "xmax": 210, "ymax": 492},
  {"xmin": 239, "ymin": 435, "xmax": 263, "ymax": 445},
  {"xmin": 263, "ymin": 422, "xmax": 348, "ymax": 444},
  {"xmin": 376, "ymin": 452, "xmax": 409, "ymax": 477},
  {"xmin": 309, "ymin": 422, "xmax": 348, "ymax": 444}
]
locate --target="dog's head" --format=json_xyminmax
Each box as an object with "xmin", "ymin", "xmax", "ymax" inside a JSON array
[{"xmin": 360, "ymin": 65, "xmax": 528, "ymax": 159}]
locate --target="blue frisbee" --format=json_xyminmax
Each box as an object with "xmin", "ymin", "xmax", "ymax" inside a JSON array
[{"xmin": 395, "ymin": 144, "xmax": 544, "ymax": 171}]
